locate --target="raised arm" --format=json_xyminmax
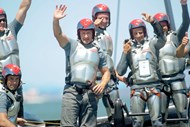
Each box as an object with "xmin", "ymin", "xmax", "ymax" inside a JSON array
[
  {"xmin": 177, "ymin": 0, "xmax": 190, "ymax": 43},
  {"xmin": 176, "ymin": 32, "xmax": 189, "ymax": 57},
  {"xmin": 142, "ymin": 13, "xmax": 166, "ymax": 49},
  {"xmin": 142, "ymin": 13, "xmax": 164, "ymax": 38},
  {"xmin": 53, "ymin": 4, "xmax": 69, "ymax": 48},
  {"xmin": 16, "ymin": 0, "xmax": 32, "ymax": 24}
]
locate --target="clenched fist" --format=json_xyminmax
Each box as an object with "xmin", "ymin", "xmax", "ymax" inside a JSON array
[{"xmin": 123, "ymin": 39, "xmax": 132, "ymax": 54}]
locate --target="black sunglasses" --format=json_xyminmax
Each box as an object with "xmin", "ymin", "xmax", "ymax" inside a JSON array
[{"xmin": 0, "ymin": 19, "xmax": 6, "ymax": 22}]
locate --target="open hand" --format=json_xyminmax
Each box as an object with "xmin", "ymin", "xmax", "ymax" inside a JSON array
[
  {"xmin": 54, "ymin": 4, "xmax": 67, "ymax": 20},
  {"xmin": 92, "ymin": 83, "xmax": 105, "ymax": 95},
  {"xmin": 142, "ymin": 13, "xmax": 154, "ymax": 23}
]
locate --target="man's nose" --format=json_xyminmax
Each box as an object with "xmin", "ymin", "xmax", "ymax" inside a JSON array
[{"xmin": 136, "ymin": 33, "xmax": 141, "ymax": 37}]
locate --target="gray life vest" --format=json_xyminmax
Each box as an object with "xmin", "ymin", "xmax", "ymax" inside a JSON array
[
  {"xmin": 130, "ymin": 40, "xmax": 160, "ymax": 84},
  {"xmin": 0, "ymin": 85, "xmax": 20, "ymax": 124},
  {"xmin": 159, "ymin": 32, "xmax": 185, "ymax": 76},
  {"xmin": 70, "ymin": 42, "xmax": 100, "ymax": 84},
  {"xmin": 0, "ymin": 29, "xmax": 20, "ymax": 73}
]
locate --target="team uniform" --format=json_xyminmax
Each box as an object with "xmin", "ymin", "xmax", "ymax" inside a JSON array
[
  {"xmin": 95, "ymin": 27, "xmax": 119, "ymax": 121},
  {"xmin": 92, "ymin": 4, "xmax": 119, "ymax": 122},
  {"xmin": 0, "ymin": 64, "xmax": 22, "ymax": 125},
  {"xmin": 117, "ymin": 19, "xmax": 166, "ymax": 127},
  {"xmin": 58, "ymin": 18, "xmax": 108, "ymax": 127},
  {"xmin": 61, "ymin": 39, "xmax": 107, "ymax": 127},
  {"xmin": 154, "ymin": 3, "xmax": 190, "ymax": 127},
  {"xmin": 0, "ymin": 19, "xmax": 23, "ymax": 117}
]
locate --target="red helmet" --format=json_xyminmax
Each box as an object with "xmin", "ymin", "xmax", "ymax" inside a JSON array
[
  {"xmin": 0, "ymin": 8, "xmax": 7, "ymax": 27},
  {"xmin": 92, "ymin": 4, "xmax": 110, "ymax": 26},
  {"xmin": 128, "ymin": 19, "xmax": 147, "ymax": 39},
  {"xmin": 154, "ymin": 13, "xmax": 170, "ymax": 29},
  {"xmin": 0, "ymin": 8, "xmax": 6, "ymax": 17},
  {"xmin": 77, "ymin": 18, "xmax": 95, "ymax": 40},
  {"xmin": 2, "ymin": 64, "xmax": 21, "ymax": 90}
]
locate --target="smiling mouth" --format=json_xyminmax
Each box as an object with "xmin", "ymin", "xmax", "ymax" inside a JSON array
[{"xmin": 9, "ymin": 87, "xmax": 15, "ymax": 90}]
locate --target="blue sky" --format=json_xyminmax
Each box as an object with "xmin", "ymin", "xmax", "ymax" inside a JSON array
[{"xmin": 1, "ymin": 0, "xmax": 190, "ymax": 94}]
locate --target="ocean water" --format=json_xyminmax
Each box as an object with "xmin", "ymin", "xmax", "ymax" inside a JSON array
[
  {"xmin": 24, "ymin": 99, "xmax": 130, "ymax": 121},
  {"xmin": 24, "ymin": 101, "xmax": 62, "ymax": 120},
  {"xmin": 24, "ymin": 100, "xmax": 106, "ymax": 120},
  {"xmin": 24, "ymin": 87, "xmax": 130, "ymax": 120}
]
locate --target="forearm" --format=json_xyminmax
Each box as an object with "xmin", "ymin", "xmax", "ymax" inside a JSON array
[
  {"xmin": 53, "ymin": 17, "xmax": 68, "ymax": 47},
  {"xmin": 20, "ymin": 0, "xmax": 32, "ymax": 11},
  {"xmin": 16, "ymin": 0, "xmax": 32, "ymax": 24},
  {"xmin": 177, "ymin": 4, "xmax": 190, "ymax": 42},
  {"xmin": 176, "ymin": 44, "xmax": 186, "ymax": 57},
  {"xmin": 0, "ymin": 118, "xmax": 16, "ymax": 127},
  {"xmin": 100, "ymin": 69, "xmax": 110, "ymax": 88},
  {"xmin": 182, "ymin": 4, "xmax": 190, "ymax": 26},
  {"xmin": 53, "ymin": 18, "xmax": 62, "ymax": 38}
]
